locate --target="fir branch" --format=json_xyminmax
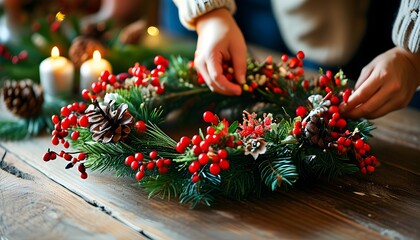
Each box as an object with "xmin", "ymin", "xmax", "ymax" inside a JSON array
[
  {"xmin": 258, "ymin": 153, "xmax": 299, "ymax": 191},
  {"xmin": 139, "ymin": 170, "xmax": 184, "ymax": 200},
  {"xmin": 295, "ymin": 146, "xmax": 359, "ymax": 180}
]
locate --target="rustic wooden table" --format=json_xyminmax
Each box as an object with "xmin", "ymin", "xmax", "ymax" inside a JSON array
[{"xmin": 1, "ymin": 105, "xmax": 419, "ymax": 240}]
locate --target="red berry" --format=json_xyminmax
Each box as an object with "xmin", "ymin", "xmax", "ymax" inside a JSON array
[
  {"xmin": 154, "ymin": 55, "xmax": 168, "ymax": 67},
  {"xmin": 219, "ymin": 159, "xmax": 230, "ymax": 170},
  {"xmin": 296, "ymin": 51, "xmax": 305, "ymax": 60},
  {"xmin": 192, "ymin": 174, "xmax": 200, "ymax": 183},
  {"xmin": 192, "ymin": 145, "xmax": 202, "ymax": 155},
  {"xmin": 125, "ymin": 155, "xmax": 134, "ymax": 165},
  {"xmin": 78, "ymin": 115, "xmax": 89, "ymax": 127},
  {"xmin": 354, "ymin": 139, "xmax": 365, "ymax": 149},
  {"xmin": 135, "ymin": 152, "xmax": 144, "ymax": 161},
  {"xmin": 80, "ymin": 172, "xmax": 88, "ymax": 179},
  {"xmin": 134, "ymin": 120, "xmax": 147, "ymax": 133},
  {"xmin": 61, "ymin": 118, "xmax": 70, "ymax": 130},
  {"xmin": 367, "ymin": 166, "xmax": 375, "ymax": 173},
  {"xmin": 203, "ymin": 111, "xmax": 214, "ymax": 123},
  {"xmin": 135, "ymin": 171, "xmax": 145, "ymax": 180},
  {"xmin": 43, "ymin": 152, "xmax": 51, "ymax": 161},
  {"xmin": 295, "ymin": 106, "xmax": 307, "ymax": 118},
  {"xmin": 199, "ymin": 141, "xmax": 209, "ymax": 152},
  {"xmin": 147, "ymin": 161, "xmax": 155, "ymax": 170},
  {"xmin": 281, "ymin": 54, "xmax": 288, "ymax": 62},
  {"xmin": 60, "ymin": 107, "xmax": 70, "ymax": 117},
  {"xmin": 179, "ymin": 136, "xmax": 191, "ymax": 147},
  {"xmin": 188, "ymin": 161, "xmax": 201, "ymax": 173},
  {"xmin": 191, "ymin": 135, "xmax": 201, "ymax": 145},
  {"xmin": 51, "ymin": 136, "xmax": 59, "ymax": 146},
  {"xmin": 209, "ymin": 163, "xmax": 220, "ymax": 176},
  {"xmin": 81, "ymin": 89, "xmax": 91, "ymax": 100},
  {"xmin": 100, "ymin": 70, "xmax": 110, "ymax": 81},
  {"xmin": 108, "ymin": 74, "xmax": 117, "ymax": 84},
  {"xmin": 78, "ymin": 153, "xmax": 86, "ymax": 160},
  {"xmin": 198, "ymin": 153, "xmax": 209, "ymax": 165},
  {"xmin": 156, "ymin": 159, "xmax": 164, "ymax": 168},
  {"xmin": 336, "ymin": 119, "xmax": 347, "ymax": 129},
  {"xmin": 78, "ymin": 163, "xmax": 86, "ymax": 173},
  {"xmin": 163, "ymin": 159, "xmax": 172, "ymax": 165},
  {"xmin": 51, "ymin": 115, "xmax": 60, "ymax": 124},
  {"xmin": 149, "ymin": 150, "xmax": 158, "ymax": 159},
  {"xmin": 131, "ymin": 160, "xmax": 139, "ymax": 170},
  {"xmin": 176, "ymin": 142, "xmax": 186, "ymax": 153},
  {"xmin": 63, "ymin": 141, "xmax": 70, "ymax": 149},
  {"xmin": 71, "ymin": 131, "xmax": 80, "ymax": 140},
  {"xmin": 217, "ymin": 149, "xmax": 228, "ymax": 159}
]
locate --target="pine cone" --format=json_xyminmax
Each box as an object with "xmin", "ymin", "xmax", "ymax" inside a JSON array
[
  {"xmin": 304, "ymin": 114, "xmax": 325, "ymax": 148},
  {"xmin": 85, "ymin": 100, "xmax": 134, "ymax": 143},
  {"xmin": 68, "ymin": 36, "xmax": 106, "ymax": 68},
  {"xmin": 2, "ymin": 79, "xmax": 44, "ymax": 118}
]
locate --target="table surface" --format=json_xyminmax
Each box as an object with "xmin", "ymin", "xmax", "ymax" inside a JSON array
[{"xmin": 1, "ymin": 104, "xmax": 419, "ymax": 240}]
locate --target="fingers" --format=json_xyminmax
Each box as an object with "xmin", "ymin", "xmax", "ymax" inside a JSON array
[
  {"xmin": 231, "ymin": 43, "xmax": 247, "ymax": 85},
  {"xmin": 194, "ymin": 52, "xmax": 242, "ymax": 96},
  {"xmin": 340, "ymin": 70, "xmax": 380, "ymax": 115}
]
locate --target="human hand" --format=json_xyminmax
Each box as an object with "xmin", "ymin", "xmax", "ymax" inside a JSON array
[
  {"xmin": 340, "ymin": 47, "xmax": 420, "ymax": 119},
  {"xmin": 194, "ymin": 8, "xmax": 247, "ymax": 96}
]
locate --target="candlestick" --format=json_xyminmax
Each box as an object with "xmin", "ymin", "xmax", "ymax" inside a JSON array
[
  {"xmin": 80, "ymin": 50, "xmax": 112, "ymax": 91},
  {"xmin": 39, "ymin": 46, "xmax": 75, "ymax": 101}
]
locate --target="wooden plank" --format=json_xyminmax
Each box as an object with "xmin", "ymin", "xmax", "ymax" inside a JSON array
[
  {"xmin": 0, "ymin": 137, "xmax": 390, "ymax": 240},
  {"xmin": 0, "ymin": 147, "xmax": 145, "ymax": 240},
  {"xmin": 371, "ymin": 107, "xmax": 420, "ymax": 150},
  {"xmin": 285, "ymin": 159, "xmax": 420, "ymax": 239}
]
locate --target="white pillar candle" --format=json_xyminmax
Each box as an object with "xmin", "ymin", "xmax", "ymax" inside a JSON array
[
  {"xmin": 39, "ymin": 46, "xmax": 75, "ymax": 100},
  {"xmin": 80, "ymin": 50, "xmax": 112, "ymax": 91}
]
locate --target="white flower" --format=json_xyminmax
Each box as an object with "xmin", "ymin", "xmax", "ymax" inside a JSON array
[{"xmin": 244, "ymin": 138, "xmax": 267, "ymax": 160}]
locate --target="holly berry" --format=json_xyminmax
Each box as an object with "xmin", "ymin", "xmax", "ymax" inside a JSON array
[
  {"xmin": 296, "ymin": 51, "xmax": 305, "ymax": 60},
  {"xmin": 295, "ymin": 106, "xmax": 307, "ymax": 118},
  {"xmin": 203, "ymin": 111, "xmax": 215, "ymax": 123},
  {"xmin": 134, "ymin": 120, "xmax": 147, "ymax": 133},
  {"xmin": 209, "ymin": 163, "xmax": 220, "ymax": 176}
]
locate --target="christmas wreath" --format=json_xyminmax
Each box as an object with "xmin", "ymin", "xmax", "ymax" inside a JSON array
[{"xmin": 42, "ymin": 52, "xmax": 377, "ymax": 208}]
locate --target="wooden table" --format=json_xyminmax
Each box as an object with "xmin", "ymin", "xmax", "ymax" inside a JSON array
[{"xmin": 1, "ymin": 105, "xmax": 419, "ymax": 240}]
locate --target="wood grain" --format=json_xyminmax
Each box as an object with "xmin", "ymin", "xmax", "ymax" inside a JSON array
[{"xmin": 0, "ymin": 147, "xmax": 145, "ymax": 240}]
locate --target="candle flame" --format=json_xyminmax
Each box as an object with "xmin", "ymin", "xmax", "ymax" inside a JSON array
[
  {"xmin": 93, "ymin": 50, "xmax": 101, "ymax": 62},
  {"xmin": 51, "ymin": 47, "xmax": 60, "ymax": 57}
]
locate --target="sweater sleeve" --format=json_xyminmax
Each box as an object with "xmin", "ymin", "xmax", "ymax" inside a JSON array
[
  {"xmin": 172, "ymin": 0, "xmax": 236, "ymax": 30},
  {"xmin": 392, "ymin": 0, "xmax": 420, "ymax": 53}
]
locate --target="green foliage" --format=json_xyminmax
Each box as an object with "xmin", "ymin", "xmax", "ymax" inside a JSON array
[{"xmin": 0, "ymin": 100, "xmax": 62, "ymax": 140}]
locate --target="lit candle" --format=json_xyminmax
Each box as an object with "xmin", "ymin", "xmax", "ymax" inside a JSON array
[
  {"xmin": 39, "ymin": 46, "xmax": 75, "ymax": 100},
  {"xmin": 80, "ymin": 50, "xmax": 112, "ymax": 91}
]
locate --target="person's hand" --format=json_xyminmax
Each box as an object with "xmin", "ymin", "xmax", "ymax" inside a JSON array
[
  {"xmin": 194, "ymin": 8, "xmax": 247, "ymax": 96},
  {"xmin": 340, "ymin": 47, "xmax": 420, "ymax": 119}
]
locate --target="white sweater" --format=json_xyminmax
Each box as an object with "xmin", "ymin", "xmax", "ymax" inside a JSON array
[{"xmin": 172, "ymin": 0, "xmax": 419, "ymax": 65}]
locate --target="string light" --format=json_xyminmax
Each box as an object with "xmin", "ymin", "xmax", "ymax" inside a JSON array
[{"xmin": 55, "ymin": 11, "xmax": 66, "ymax": 22}]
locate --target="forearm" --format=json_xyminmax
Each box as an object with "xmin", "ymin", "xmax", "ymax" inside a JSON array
[
  {"xmin": 392, "ymin": 0, "xmax": 420, "ymax": 53},
  {"xmin": 172, "ymin": 0, "xmax": 236, "ymax": 30}
]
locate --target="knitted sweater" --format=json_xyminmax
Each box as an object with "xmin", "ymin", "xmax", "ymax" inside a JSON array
[{"xmin": 172, "ymin": 0, "xmax": 419, "ymax": 65}]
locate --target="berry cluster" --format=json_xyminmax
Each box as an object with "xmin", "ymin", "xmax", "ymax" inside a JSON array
[
  {"xmin": 176, "ymin": 111, "xmax": 240, "ymax": 183},
  {"xmin": 50, "ymin": 102, "xmax": 88, "ymax": 147},
  {"xmin": 0, "ymin": 44, "xmax": 28, "ymax": 64},
  {"xmin": 45, "ymin": 101, "xmax": 90, "ymax": 178},
  {"xmin": 242, "ymin": 51, "xmax": 306, "ymax": 94},
  {"xmin": 82, "ymin": 55, "xmax": 169, "ymax": 101},
  {"xmin": 124, "ymin": 150, "xmax": 172, "ymax": 181},
  {"xmin": 291, "ymin": 85, "xmax": 377, "ymax": 174},
  {"xmin": 43, "ymin": 149, "xmax": 88, "ymax": 179}
]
